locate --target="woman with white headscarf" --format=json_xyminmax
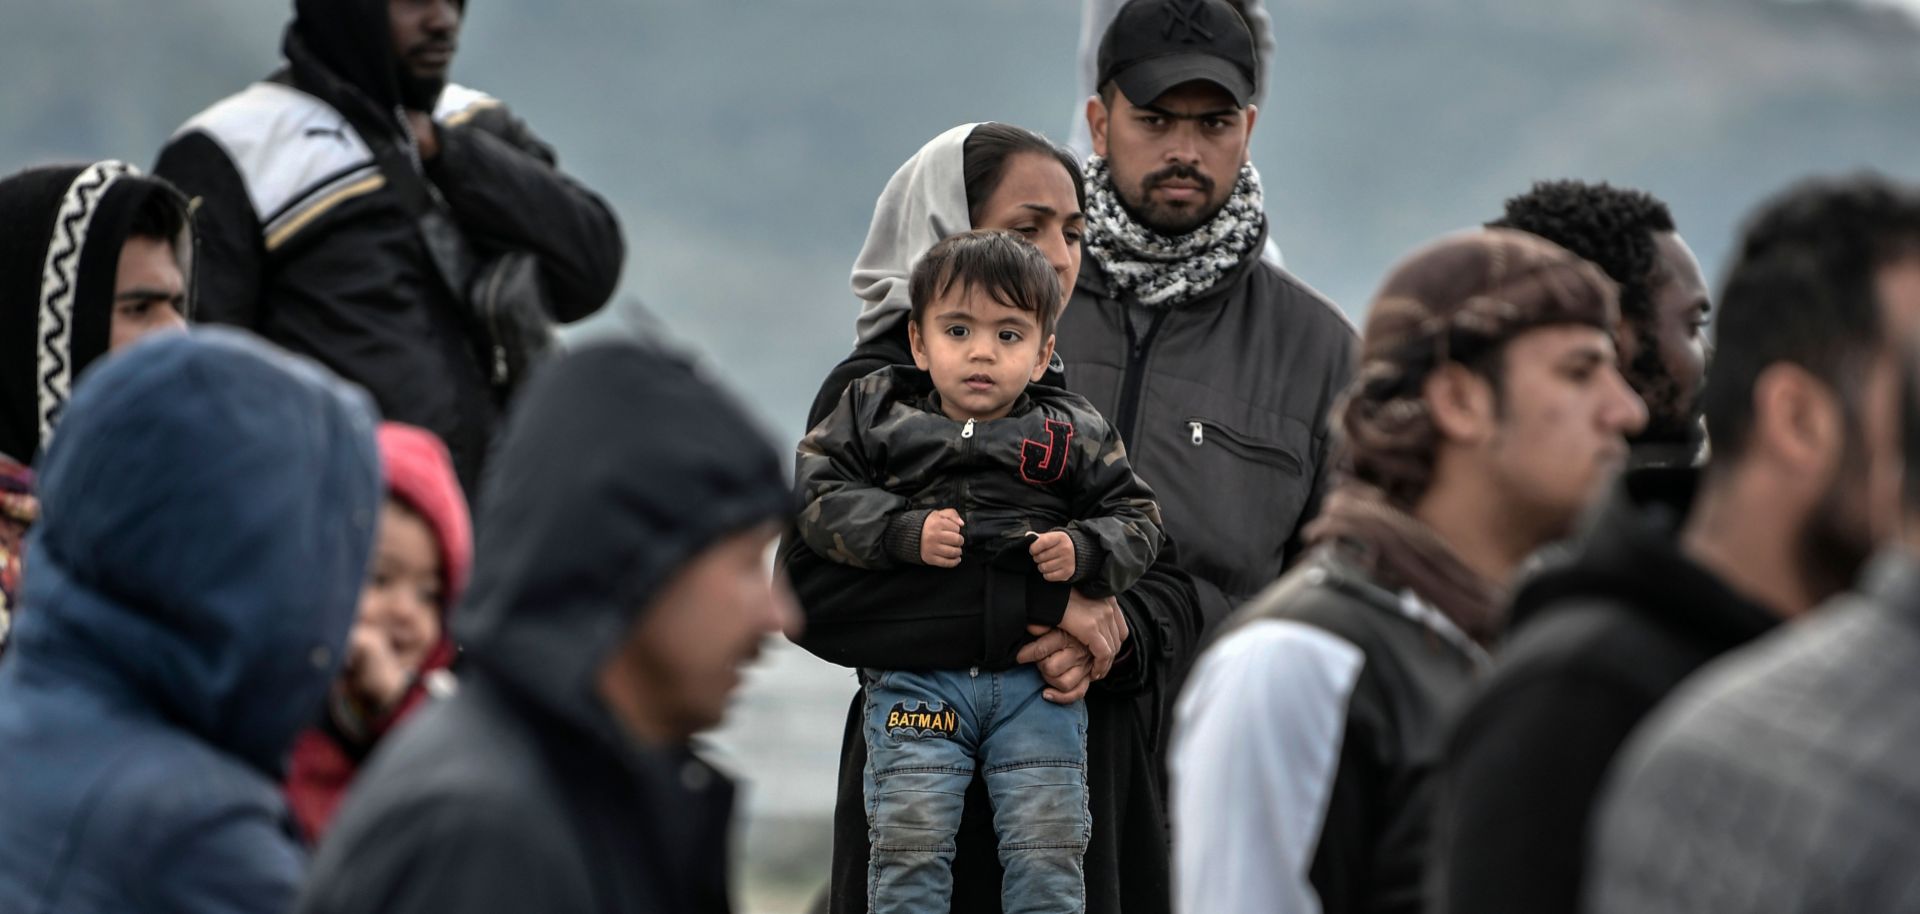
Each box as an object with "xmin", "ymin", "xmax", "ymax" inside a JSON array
[{"xmin": 784, "ymin": 122, "xmax": 1202, "ymax": 914}]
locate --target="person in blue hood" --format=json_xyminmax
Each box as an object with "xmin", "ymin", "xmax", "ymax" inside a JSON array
[
  {"xmin": 0, "ymin": 329, "xmax": 382, "ymax": 913},
  {"xmin": 296, "ymin": 339, "xmax": 797, "ymax": 914}
]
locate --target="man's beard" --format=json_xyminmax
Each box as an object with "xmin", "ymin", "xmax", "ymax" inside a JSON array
[
  {"xmin": 1117, "ymin": 163, "xmax": 1223, "ymax": 236},
  {"xmin": 1798, "ymin": 435, "xmax": 1878, "ymax": 602},
  {"xmin": 397, "ymin": 68, "xmax": 447, "ymax": 113},
  {"xmin": 1624, "ymin": 342, "xmax": 1699, "ymax": 446}
]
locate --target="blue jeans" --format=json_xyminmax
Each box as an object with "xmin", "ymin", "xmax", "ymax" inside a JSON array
[{"xmin": 861, "ymin": 666, "xmax": 1091, "ymax": 914}]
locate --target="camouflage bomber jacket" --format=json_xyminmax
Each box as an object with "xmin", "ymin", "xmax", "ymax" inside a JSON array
[{"xmin": 795, "ymin": 365, "xmax": 1163, "ymax": 598}]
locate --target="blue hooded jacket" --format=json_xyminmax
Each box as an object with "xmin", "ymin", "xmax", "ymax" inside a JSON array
[{"xmin": 0, "ymin": 329, "xmax": 380, "ymax": 914}]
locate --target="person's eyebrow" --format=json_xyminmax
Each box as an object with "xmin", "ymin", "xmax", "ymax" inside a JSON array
[
  {"xmin": 113, "ymin": 286, "xmax": 185, "ymax": 304},
  {"xmin": 1020, "ymin": 203, "xmax": 1088, "ymax": 224},
  {"xmin": 1561, "ymin": 346, "xmax": 1610, "ymax": 368},
  {"xmin": 1136, "ymin": 104, "xmax": 1240, "ymax": 121},
  {"xmin": 933, "ymin": 310, "xmax": 977, "ymax": 323}
]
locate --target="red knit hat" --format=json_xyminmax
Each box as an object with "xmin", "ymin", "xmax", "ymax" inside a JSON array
[{"xmin": 377, "ymin": 423, "xmax": 471, "ymax": 613}]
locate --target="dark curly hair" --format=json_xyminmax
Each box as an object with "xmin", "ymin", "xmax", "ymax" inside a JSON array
[{"xmin": 1489, "ymin": 180, "xmax": 1675, "ymax": 328}]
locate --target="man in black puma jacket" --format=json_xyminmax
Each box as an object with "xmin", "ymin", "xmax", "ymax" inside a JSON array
[{"xmin": 155, "ymin": 0, "xmax": 622, "ymax": 490}]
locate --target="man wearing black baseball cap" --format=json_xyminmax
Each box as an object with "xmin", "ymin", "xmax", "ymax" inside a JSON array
[{"xmin": 1059, "ymin": 0, "xmax": 1356, "ymax": 643}]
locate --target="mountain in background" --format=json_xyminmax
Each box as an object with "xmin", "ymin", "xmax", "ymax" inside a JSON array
[
  {"xmin": 8, "ymin": 2, "xmax": 1919, "ymax": 907},
  {"xmin": 7, "ymin": 0, "xmax": 1918, "ymax": 447}
]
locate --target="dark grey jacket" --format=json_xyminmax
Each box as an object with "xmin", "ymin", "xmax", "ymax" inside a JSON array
[
  {"xmin": 1587, "ymin": 553, "xmax": 1920, "ymax": 914},
  {"xmin": 1060, "ymin": 228, "xmax": 1356, "ymax": 624}
]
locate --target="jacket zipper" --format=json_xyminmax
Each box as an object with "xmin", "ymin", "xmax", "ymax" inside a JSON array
[
  {"xmin": 481, "ymin": 264, "xmax": 511, "ymax": 385},
  {"xmin": 1115, "ymin": 308, "xmax": 1167, "ymax": 448},
  {"xmin": 1186, "ymin": 417, "xmax": 1303, "ymax": 475},
  {"xmin": 954, "ymin": 418, "xmax": 976, "ymax": 530}
]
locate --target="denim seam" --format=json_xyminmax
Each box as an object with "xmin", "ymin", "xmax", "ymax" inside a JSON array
[
  {"xmin": 872, "ymin": 764, "xmax": 975, "ymax": 777},
  {"xmin": 981, "ymin": 759, "xmax": 1087, "ymax": 774}
]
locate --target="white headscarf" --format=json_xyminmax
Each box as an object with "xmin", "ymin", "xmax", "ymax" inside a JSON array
[{"xmin": 850, "ymin": 123, "xmax": 979, "ymax": 345}]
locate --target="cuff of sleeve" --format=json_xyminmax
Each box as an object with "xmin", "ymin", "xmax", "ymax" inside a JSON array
[
  {"xmin": 1096, "ymin": 601, "xmax": 1152, "ymax": 693},
  {"xmin": 1065, "ymin": 528, "xmax": 1108, "ymax": 592},
  {"xmin": 884, "ymin": 510, "xmax": 931, "ymax": 565}
]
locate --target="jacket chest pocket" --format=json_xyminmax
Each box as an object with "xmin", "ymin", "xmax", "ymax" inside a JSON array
[
  {"xmin": 1149, "ymin": 414, "xmax": 1313, "ymax": 598},
  {"xmin": 1185, "ymin": 418, "xmax": 1303, "ymax": 476}
]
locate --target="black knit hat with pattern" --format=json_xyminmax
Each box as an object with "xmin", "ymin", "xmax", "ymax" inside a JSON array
[{"xmin": 0, "ymin": 162, "xmax": 193, "ymax": 464}]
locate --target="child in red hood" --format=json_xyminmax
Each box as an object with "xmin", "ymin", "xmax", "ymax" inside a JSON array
[{"xmin": 287, "ymin": 422, "xmax": 472, "ymax": 844}]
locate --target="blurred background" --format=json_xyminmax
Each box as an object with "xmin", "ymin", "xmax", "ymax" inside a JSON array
[{"xmin": 9, "ymin": 0, "xmax": 1920, "ymax": 909}]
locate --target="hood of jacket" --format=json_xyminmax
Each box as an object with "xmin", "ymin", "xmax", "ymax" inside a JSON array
[
  {"xmin": 283, "ymin": 0, "xmax": 471, "ymax": 137},
  {"xmin": 7, "ymin": 329, "xmax": 381, "ymax": 776},
  {"xmin": 1508, "ymin": 466, "xmax": 1776, "ymax": 649},
  {"xmin": 287, "ymin": 0, "xmax": 405, "ymax": 117},
  {"xmin": 0, "ymin": 162, "xmax": 194, "ymax": 464},
  {"xmin": 455, "ymin": 339, "xmax": 789, "ymax": 749},
  {"xmin": 852, "ymin": 123, "xmax": 979, "ymax": 346}
]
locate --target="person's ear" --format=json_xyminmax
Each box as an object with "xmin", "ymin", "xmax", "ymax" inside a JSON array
[
  {"xmin": 1031, "ymin": 334, "xmax": 1058, "ymax": 383},
  {"xmin": 1088, "ymin": 95, "xmax": 1111, "ymax": 159},
  {"xmin": 1751, "ymin": 362, "xmax": 1843, "ymax": 480},
  {"xmin": 908, "ymin": 320, "xmax": 931, "ymax": 372},
  {"xmin": 1240, "ymin": 104, "xmax": 1259, "ymax": 161},
  {"xmin": 1424, "ymin": 363, "xmax": 1498, "ymax": 446}
]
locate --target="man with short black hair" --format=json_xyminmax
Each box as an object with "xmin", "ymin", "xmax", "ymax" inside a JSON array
[
  {"xmin": 1490, "ymin": 179, "xmax": 1711, "ymax": 465},
  {"xmin": 1584, "ymin": 174, "xmax": 1920, "ymax": 914},
  {"xmin": 0, "ymin": 161, "xmax": 194, "ymax": 647},
  {"xmin": 1171, "ymin": 228, "xmax": 1647, "ymax": 914},
  {"xmin": 1431, "ymin": 174, "xmax": 1920, "ymax": 914},
  {"xmin": 156, "ymin": 0, "xmax": 624, "ymax": 491},
  {"xmin": 1063, "ymin": 0, "xmax": 1357, "ymax": 633},
  {"xmin": 0, "ymin": 161, "xmax": 194, "ymax": 466}
]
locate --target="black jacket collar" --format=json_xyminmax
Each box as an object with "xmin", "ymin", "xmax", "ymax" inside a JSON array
[{"xmin": 1509, "ymin": 467, "xmax": 1777, "ymax": 652}]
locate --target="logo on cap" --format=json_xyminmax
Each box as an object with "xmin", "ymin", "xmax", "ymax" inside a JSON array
[{"xmin": 1161, "ymin": 0, "xmax": 1216, "ymax": 43}]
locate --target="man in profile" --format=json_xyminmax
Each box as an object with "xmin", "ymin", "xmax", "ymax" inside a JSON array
[{"xmin": 297, "ymin": 340, "xmax": 799, "ymax": 914}]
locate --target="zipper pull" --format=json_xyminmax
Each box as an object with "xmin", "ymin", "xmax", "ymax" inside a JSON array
[
  {"xmin": 962, "ymin": 418, "xmax": 975, "ymax": 439},
  {"xmin": 1190, "ymin": 421, "xmax": 1204, "ymax": 446}
]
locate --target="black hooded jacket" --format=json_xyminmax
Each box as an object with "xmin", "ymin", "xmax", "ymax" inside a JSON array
[
  {"xmin": 154, "ymin": 0, "xmax": 623, "ymax": 491},
  {"xmin": 295, "ymin": 340, "xmax": 788, "ymax": 914},
  {"xmin": 787, "ymin": 324, "xmax": 1205, "ymax": 914},
  {"xmin": 1429, "ymin": 467, "xmax": 1780, "ymax": 914},
  {"xmin": 0, "ymin": 162, "xmax": 192, "ymax": 464}
]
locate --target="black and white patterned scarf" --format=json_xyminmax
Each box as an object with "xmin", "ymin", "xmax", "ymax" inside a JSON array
[{"xmin": 1083, "ymin": 155, "xmax": 1265, "ymax": 307}]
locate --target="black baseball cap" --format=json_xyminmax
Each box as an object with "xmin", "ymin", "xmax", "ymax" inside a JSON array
[{"xmin": 1096, "ymin": 0, "xmax": 1258, "ymax": 108}]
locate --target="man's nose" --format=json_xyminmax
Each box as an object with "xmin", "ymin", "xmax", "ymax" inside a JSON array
[
  {"xmin": 766, "ymin": 573, "xmax": 803, "ymax": 640},
  {"xmin": 426, "ymin": 0, "xmax": 461, "ymax": 32},
  {"xmin": 1605, "ymin": 369, "xmax": 1649, "ymax": 435},
  {"xmin": 1165, "ymin": 122, "xmax": 1202, "ymax": 164},
  {"xmin": 156, "ymin": 303, "xmax": 188, "ymax": 334}
]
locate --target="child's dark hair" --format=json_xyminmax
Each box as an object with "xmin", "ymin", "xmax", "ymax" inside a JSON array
[{"xmin": 908, "ymin": 230, "xmax": 1064, "ymax": 338}]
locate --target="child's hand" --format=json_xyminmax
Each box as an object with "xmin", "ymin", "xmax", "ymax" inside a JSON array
[
  {"xmin": 921, "ymin": 509, "xmax": 965, "ymax": 567},
  {"xmin": 1030, "ymin": 529, "xmax": 1075, "ymax": 582},
  {"xmin": 342, "ymin": 624, "xmax": 410, "ymax": 714}
]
